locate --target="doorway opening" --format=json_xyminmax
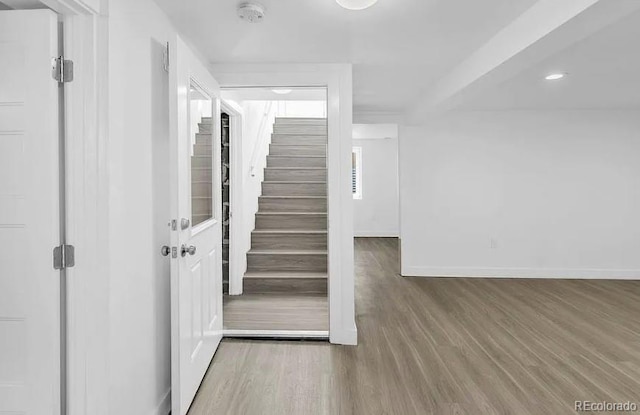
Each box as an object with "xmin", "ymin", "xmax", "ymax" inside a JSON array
[
  {"xmin": 221, "ymin": 112, "xmax": 230, "ymax": 294},
  {"xmin": 220, "ymin": 86, "xmax": 329, "ymax": 336}
]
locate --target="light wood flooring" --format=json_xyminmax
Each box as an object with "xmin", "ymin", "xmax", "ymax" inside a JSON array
[
  {"xmin": 223, "ymin": 293, "xmax": 328, "ymax": 331},
  {"xmin": 190, "ymin": 238, "xmax": 640, "ymax": 414}
]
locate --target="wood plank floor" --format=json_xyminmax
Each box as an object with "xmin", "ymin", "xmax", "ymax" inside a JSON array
[
  {"xmin": 190, "ymin": 238, "xmax": 640, "ymax": 414},
  {"xmin": 223, "ymin": 293, "xmax": 328, "ymax": 331}
]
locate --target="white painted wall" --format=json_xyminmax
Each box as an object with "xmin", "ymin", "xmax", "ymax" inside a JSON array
[
  {"xmin": 353, "ymin": 124, "xmax": 399, "ymax": 237},
  {"xmin": 237, "ymin": 100, "xmax": 276, "ymax": 287},
  {"xmin": 275, "ymin": 100, "xmax": 326, "ymax": 118},
  {"xmin": 106, "ymin": 0, "xmax": 200, "ymax": 413},
  {"xmin": 400, "ymin": 110, "xmax": 640, "ymax": 279}
]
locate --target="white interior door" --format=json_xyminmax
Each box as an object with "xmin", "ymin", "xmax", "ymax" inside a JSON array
[
  {"xmin": 0, "ymin": 9, "xmax": 61, "ymax": 415},
  {"xmin": 169, "ymin": 35, "xmax": 224, "ymax": 415}
]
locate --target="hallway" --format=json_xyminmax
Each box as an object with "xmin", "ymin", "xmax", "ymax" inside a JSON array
[{"xmin": 189, "ymin": 238, "xmax": 640, "ymax": 414}]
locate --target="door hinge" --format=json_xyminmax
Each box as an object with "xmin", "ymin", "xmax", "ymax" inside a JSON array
[
  {"xmin": 52, "ymin": 56, "xmax": 74, "ymax": 83},
  {"xmin": 53, "ymin": 244, "xmax": 75, "ymax": 270}
]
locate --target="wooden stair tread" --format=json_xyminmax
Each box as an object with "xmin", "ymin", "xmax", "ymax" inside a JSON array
[
  {"xmin": 260, "ymin": 195, "xmax": 326, "ymax": 199},
  {"xmin": 265, "ymin": 167, "xmax": 326, "ymax": 170},
  {"xmin": 263, "ymin": 181, "xmax": 326, "ymax": 184},
  {"xmin": 255, "ymin": 212, "xmax": 326, "ymax": 215},
  {"xmin": 248, "ymin": 250, "xmax": 327, "ymax": 255},
  {"xmin": 275, "ymin": 117, "xmax": 326, "ymax": 120},
  {"xmin": 252, "ymin": 229, "xmax": 327, "ymax": 234},
  {"xmin": 268, "ymin": 155, "xmax": 326, "ymax": 158},
  {"xmin": 270, "ymin": 143, "xmax": 326, "ymax": 146},
  {"xmin": 244, "ymin": 271, "xmax": 328, "ymax": 279}
]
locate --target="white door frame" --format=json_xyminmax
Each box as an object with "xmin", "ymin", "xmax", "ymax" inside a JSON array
[
  {"xmin": 220, "ymin": 99, "xmax": 245, "ymax": 295},
  {"xmin": 211, "ymin": 64, "xmax": 358, "ymax": 345},
  {"xmin": 35, "ymin": 1, "xmax": 110, "ymax": 414}
]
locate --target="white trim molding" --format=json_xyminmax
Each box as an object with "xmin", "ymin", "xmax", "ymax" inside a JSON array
[
  {"xmin": 220, "ymin": 99, "xmax": 245, "ymax": 296},
  {"xmin": 154, "ymin": 389, "xmax": 171, "ymax": 415},
  {"xmin": 402, "ymin": 266, "xmax": 640, "ymax": 280},
  {"xmin": 51, "ymin": 3, "xmax": 110, "ymax": 415},
  {"xmin": 223, "ymin": 330, "xmax": 329, "ymax": 339},
  {"xmin": 212, "ymin": 63, "xmax": 358, "ymax": 345}
]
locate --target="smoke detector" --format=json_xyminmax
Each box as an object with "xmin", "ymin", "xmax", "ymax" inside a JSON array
[{"xmin": 237, "ymin": 3, "xmax": 266, "ymax": 23}]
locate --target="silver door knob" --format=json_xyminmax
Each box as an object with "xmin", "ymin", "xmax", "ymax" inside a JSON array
[
  {"xmin": 181, "ymin": 244, "xmax": 196, "ymax": 257},
  {"xmin": 160, "ymin": 245, "xmax": 171, "ymax": 257}
]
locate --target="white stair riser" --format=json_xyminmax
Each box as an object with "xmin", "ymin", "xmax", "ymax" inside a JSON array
[
  {"xmin": 259, "ymin": 197, "xmax": 326, "ymax": 212},
  {"xmin": 271, "ymin": 134, "xmax": 326, "ymax": 145},
  {"xmin": 262, "ymin": 182, "xmax": 326, "ymax": 196},
  {"xmin": 255, "ymin": 214, "xmax": 327, "ymax": 230},
  {"xmin": 267, "ymin": 156, "xmax": 326, "ymax": 168},
  {"xmin": 251, "ymin": 232, "xmax": 327, "ymax": 250},
  {"xmin": 247, "ymin": 253, "xmax": 327, "ymax": 272}
]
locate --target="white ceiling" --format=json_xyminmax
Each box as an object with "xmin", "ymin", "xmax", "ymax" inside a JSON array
[
  {"xmin": 153, "ymin": 0, "xmax": 539, "ymax": 114},
  {"xmin": 460, "ymin": 8, "xmax": 640, "ymax": 111},
  {"xmin": 221, "ymin": 87, "xmax": 326, "ymax": 102}
]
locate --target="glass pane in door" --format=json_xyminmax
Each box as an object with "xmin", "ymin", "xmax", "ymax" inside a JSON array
[{"xmin": 189, "ymin": 82, "xmax": 214, "ymax": 226}]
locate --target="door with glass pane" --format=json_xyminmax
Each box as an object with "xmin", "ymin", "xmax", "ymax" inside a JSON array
[{"xmin": 168, "ymin": 35, "xmax": 223, "ymax": 415}]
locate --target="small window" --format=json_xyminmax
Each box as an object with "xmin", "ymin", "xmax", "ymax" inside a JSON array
[
  {"xmin": 189, "ymin": 81, "xmax": 214, "ymax": 227},
  {"xmin": 352, "ymin": 147, "xmax": 362, "ymax": 200}
]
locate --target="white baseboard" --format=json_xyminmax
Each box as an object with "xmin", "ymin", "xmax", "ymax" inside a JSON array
[
  {"xmin": 153, "ymin": 389, "xmax": 171, "ymax": 415},
  {"xmin": 401, "ymin": 266, "xmax": 640, "ymax": 280},
  {"xmin": 354, "ymin": 231, "xmax": 399, "ymax": 238},
  {"xmin": 224, "ymin": 329, "xmax": 329, "ymax": 339},
  {"xmin": 330, "ymin": 326, "xmax": 358, "ymax": 346}
]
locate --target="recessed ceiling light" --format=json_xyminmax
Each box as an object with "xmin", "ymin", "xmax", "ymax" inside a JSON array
[
  {"xmin": 545, "ymin": 73, "xmax": 566, "ymax": 81},
  {"xmin": 272, "ymin": 89, "xmax": 292, "ymax": 95},
  {"xmin": 336, "ymin": 0, "xmax": 378, "ymax": 10}
]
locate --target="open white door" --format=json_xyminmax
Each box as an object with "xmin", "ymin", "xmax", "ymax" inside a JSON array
[
  {"xmin": 168, "ymin": 35, "xmax": 224, "ymax": 415},
  {"xmin": 0, "ymin": 9, "xmax": 61, "ymax": 415}
]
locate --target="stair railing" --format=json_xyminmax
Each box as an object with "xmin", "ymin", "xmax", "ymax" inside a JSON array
[{"xmin": 249, "ymin": 101, "xmax": 274, "ymax": 177}]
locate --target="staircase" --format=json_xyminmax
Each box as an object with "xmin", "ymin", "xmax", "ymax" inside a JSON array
[
  {"xmin": 244, "ymin": 117, "xmax": 328, "ymax": 294},
  {"xmin": 191, "ymin": 116, "xmax": 213, "ymax": 227}
]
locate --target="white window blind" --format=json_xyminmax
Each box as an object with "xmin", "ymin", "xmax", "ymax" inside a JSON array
[{"xmin": 352, "ymin": 147, "xmax": 362, "ymax": 199}]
